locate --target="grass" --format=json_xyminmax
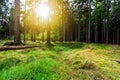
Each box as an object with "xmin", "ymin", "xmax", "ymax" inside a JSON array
[{"xmin": 0, "ymin": 41, "xmax": 120, "ymax": 80}]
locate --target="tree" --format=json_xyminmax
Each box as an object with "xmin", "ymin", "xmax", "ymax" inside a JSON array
[
  {"xmin": 88, "ymin": 0, "xmax": 91, "ymax": 43},
  {"xmin": 14, "ymin": 0, "xmax": 21, "ymax": 45},
  {"xmin": 105, "ymin": 0, "xmax": 109, "ymax": 43},
  {"xmin": 93, "ymin": 0, "xmax": 98, "ymax": 43}
]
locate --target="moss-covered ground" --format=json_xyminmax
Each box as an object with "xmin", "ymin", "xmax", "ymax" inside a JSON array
[{"xmin": 0, "ymin": 41, "xmax": 120, "ymax": 80}]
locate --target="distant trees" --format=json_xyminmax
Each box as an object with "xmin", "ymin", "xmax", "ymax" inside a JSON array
[
  {"xmin": 71, "ymin": 0, "xmax": 120, "ymax": 44},
  {"xmin": 0, "ymin": 0, "xmax": 9, "ymax": 39},
  {"xmin": 0, "ymin": 0, "xmax": 120, "ymax": 45}
]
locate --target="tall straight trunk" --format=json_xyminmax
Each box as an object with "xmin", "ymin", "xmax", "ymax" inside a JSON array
[
  {"xmin": 14, "ymin": 0, "xmax": 21, "ymax": 45},
  {"xmin": 63, "ymin": 23, "xmax": 66, "ymax": 41},
  {"xmin": 102, "ymin": 13, "xmax": 105, "ymax": 43},
  {"xmin": 23, "ymin": 0, "xmax": 27, "ymax": 43},
  {"xmin": 47, "ymin": 25, "xmax": 51, "ymax": 44},
  {"xmin": 86, "ymin": 22, "xmax": 88, "ymax": 42},
  {"xmin": 95, "ymin": 21, "xmax": 98, "ymax": 43},
  {"xmin": 88, "ymin": 0, "xmax": 91, "ymax": 43},
  {"xmin": 113, "ymin": 31, "xmax": 115, "ymax": 44},
  {"xmin": 70, "ymin": 27, "xmax": 73, "ymax": 41},
  {"xmin": 59, "ymin": 10, "xmax": 62, "ymax": 42},
  {"xmin": 23, "ymin": 30, "xmax": 26, "ymax": 43},
  {"xmin": 59, "ymin": 27, "xmax": 62, "ymax": 42},
  {"xmin": 99, "ymin": 13, "xmax": 102, "ymax": 43},
  {"xmin": 42, "ymin": 31, "xmax": 44, "ymax": 42},
  {"xmin": 78, "ymin": 15, "xmax": 81, "ymax": 42},
  {"xmin": 106, "ymin": 0, "xmax": 109, "ymax": 43},
  {"xmin": 31, "ymin": 30, "xmax": 33, "ymax": 41},
  {"xmin": 117, "ymin": 28, "xmax": 119, "ymax": 44},
  {"xmin": 33, "ymin": 31, "xmax": 36, "ymax": 42},
  {"xmin": 104, "ymin": 25, "xmax": 106, "ymax": 43},
  {"xmin": 95, "ymin": 2, "xmax": 98, "ymax": 43}
]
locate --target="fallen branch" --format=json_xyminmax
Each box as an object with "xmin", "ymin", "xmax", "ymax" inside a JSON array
[
  {"xmin": 0, "ymin": 45, "xmax": 41, "ymax": 51},
  {"xmin": 113, "ymin": 60, "xmax": 120, "ymax": 63}
]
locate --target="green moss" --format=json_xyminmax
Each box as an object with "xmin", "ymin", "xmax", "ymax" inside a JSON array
[
  {"xmin": 0, "ymin": 41, "xmax": 120, "ymax": 80},
  {"xmin": 0, "ymin": 58, "xmax": 62, "ymax": 80},
  {"xmin": 0, "ymin": 57, "xmax": 21, "ymax": 70}
]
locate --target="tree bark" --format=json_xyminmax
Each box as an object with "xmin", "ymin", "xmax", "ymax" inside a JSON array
[
  {"xmin": 33, "ymin": 31, "xmax": 36, "ymax": 42},
  {"xmin": 31, "ymin": 30, "xmax": 33, "ymax": 41},
  {"xmin": 117, "ymin": 28, "xmax": 119, "ymax": 44},
  {"xmin": 42, "ymin": 31, "xmax": 44, "ymax": 42},
  {"xmin": 23, "ymin": 30, "xmax": 26, "ymax": 43},
  {"xmin": 63, "ymin": 22, "xmax": 66, "ymax": 41},
  {"xmin": 78, "ymin": 15, "xmax": 81, "ymax": 42},
  {"xmin": 47, "ymin": 25, "xmax": 51, "ymax": 44},
  {"xmin": 14, "ymin": 0, "xmax": 21, "ymax": 45},
  {"xmin": 0, "ymin": 46, "xmax": 41, "ymax": 51},
  {"xmin": 95, "ymin": 2, "xmax": 98, "ymax": 43},
  {"xmin": 106, "ymin": 0, "xmax": 109, "ymax": 44},
  {"xmin": 88, "ymin": 0, "xmax": 91, "ymax": 43}
]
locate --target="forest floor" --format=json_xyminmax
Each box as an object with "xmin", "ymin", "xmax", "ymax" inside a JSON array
[{"xmin": 0, "ymin": 41, "xmax": 120, "ymax": 80}]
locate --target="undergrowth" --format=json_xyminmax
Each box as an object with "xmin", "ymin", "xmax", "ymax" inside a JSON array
[{"xmin": 0, "ymin": 42, "xmax": 120, "ymax": 80}]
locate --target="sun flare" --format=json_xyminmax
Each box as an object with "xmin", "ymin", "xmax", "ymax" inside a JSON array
[{"xmin": 35, "ymin": 4, "xmax": 50, "ymax": 20}]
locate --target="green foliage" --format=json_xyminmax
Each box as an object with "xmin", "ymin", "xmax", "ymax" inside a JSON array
[
  {"xmin": 0, "ymin": 57, "xmax": 21, "ymax": 70},
  {"xmin": 0, "ymin": 26, "xmax": 4, "ymax": 31},
  {"xmin": 0, "ymin": 58, "xmax": 61, "ymax": 80},
  {"xmin": 0, "ymin": 42, "xmax": 120, "ymax": 80}
]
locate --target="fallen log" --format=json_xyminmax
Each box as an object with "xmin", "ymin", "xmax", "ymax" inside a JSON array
[
  {"xmin": 113, "ymin": 60, "xmax": 120, "ymax": 63},
  {"xmin": 0, "ymin": 45, "xmax": 41, "ymax": 51},
  {"xmin": 115, "ymin": 60, "xmax": 120, "ymax": 63}
]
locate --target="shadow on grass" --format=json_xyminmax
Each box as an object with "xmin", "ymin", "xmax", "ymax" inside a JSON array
[
  {"xmin": 48, "ymin": 42, "xmax": 85, "ymax": 52},
  {"xmin": 0, "ymin": 57, "xmax": 21, "ymax": 70},
  {"xmin": 17, "ymin": 42, "xmax": 85, "ymax": 54}
]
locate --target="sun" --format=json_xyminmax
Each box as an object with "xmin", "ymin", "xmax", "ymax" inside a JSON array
[{"xmin": 35, "ymin": 4, "xmax": 50, "ymax": 20}]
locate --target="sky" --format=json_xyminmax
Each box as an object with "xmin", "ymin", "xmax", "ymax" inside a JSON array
[
  {"xmin": 9, "ymin": 0, "xmax": 25, "ymax": 4},
  {"xmin": 9, "ymin": 0, "xmax": 48, "ymax": 3}
]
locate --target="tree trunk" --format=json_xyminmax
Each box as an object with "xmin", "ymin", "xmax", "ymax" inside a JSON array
[
  {"xmin": 31, "ymin": 30, "xmax": 33, "ymax": 41},
  {"xmin": 95, "ymin": 2, "xmax": 98, "ymax": 43},
  {"xmin": 33, "ymin": 31, "xmax": 36, "ymax": 42},
  {"xmin": 117, "ymin": 28, "xmax": 119, "ymax": 44},
  {"xmin": 42, "ymin": 31, "xmax": 44, "ymax": 42},
  {"xmin": 14, "ymin": 0, "xmax": 21, "ymax": 45},
  {"xmin": 95, "ymin": 15, "xmax": 98, "ymax": 43},
  {"xmin": 95, "ymin": 23, "xmax": 98, "ymax": 43},
  {"xmin": 47, "ymin": 25, "xmax": 51, "ymax": 44},
  {"xmin": 88, "ymin": 0, "xmax": 91, "ymax": 43},
  {"xmin": 23, "ymin": 0, "xmax": 27, "ymax": 43},
  {"xmin": 78, "ymin": 15, "xmax": 81, "ymax": 42},
  {"xmin": 106, "ymin": 0, "xmax": 109, "ymax": 44},
  {"xmin": 23, "ymin": 30, "xmax": 26, "ymax": 43},
  {"xmin": 63, "ymin": 23, "xmax": 66, "ymax": 41}
]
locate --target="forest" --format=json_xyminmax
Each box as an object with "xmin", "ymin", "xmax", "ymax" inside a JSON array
[{"xmin": 0, "ymin": 0, "xmax": 120, "ymax": 80}]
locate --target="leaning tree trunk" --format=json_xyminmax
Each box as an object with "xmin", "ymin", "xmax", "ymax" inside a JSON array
[{"xmin": 14, "ymin": 0, "xmax": 21, "ymax": 45}]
